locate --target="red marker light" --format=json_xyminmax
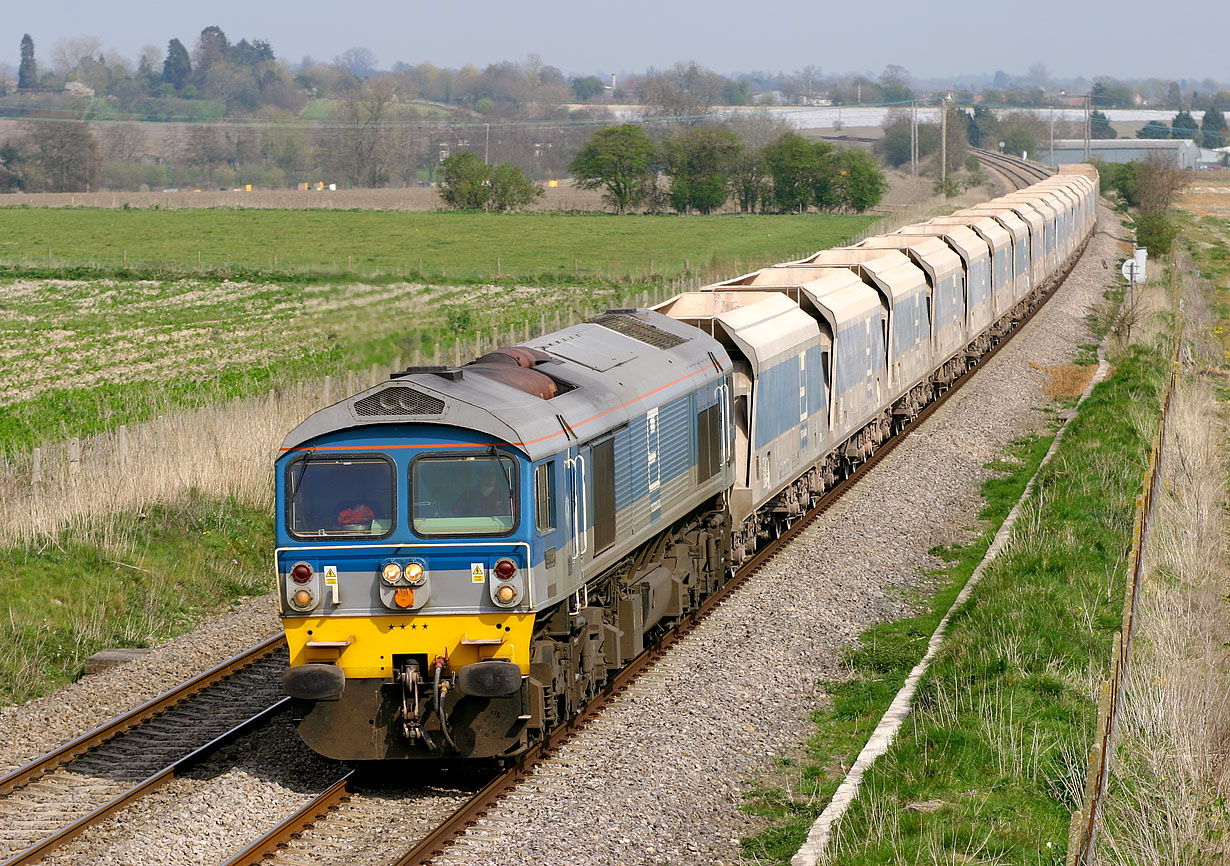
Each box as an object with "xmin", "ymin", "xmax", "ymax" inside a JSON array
[
  {"xmin": 291, "ymin": 563, "xmax": 313, "ymax": 583},
  {"xmin": 494, "ymin": 559, "xmax": 516, "ymax": 580}
]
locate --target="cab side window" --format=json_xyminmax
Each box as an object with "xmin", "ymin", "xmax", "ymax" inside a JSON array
[{"xmin": 535, "ymin": 461, "xmax": 556, "ymax": 532}]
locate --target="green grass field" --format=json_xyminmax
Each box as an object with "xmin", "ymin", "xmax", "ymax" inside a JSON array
[{"xmin": 0, "ymin": 208, "xmax": 876, "ymax": 282}]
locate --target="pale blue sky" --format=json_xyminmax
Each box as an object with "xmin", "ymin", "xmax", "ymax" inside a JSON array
[{"xmin": 5, "ymin": 0, "xmax": 1225, "ymax": 83}]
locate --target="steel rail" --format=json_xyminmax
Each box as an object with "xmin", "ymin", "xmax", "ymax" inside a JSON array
[
  {"xmin": 0, "ymin": 633, "xmax": 287, "ymax": 800},
  {"xmin": 1, "ymin": 698, "xmax": 291, "ymax": 866},
  {"xmin": 970, "ymin": 147, "xmax": 1052, "ymax": 181},
  {"xmin": 970, "ymin": 147, "xmax": 1052, "ymax": 189},
  {"xmin": 385, "ymin": 236, "xmax": 1091, "ymax": 866},
  {"xmin": 219, "ymin": 771, "xmax": 356, "ymax": 866},
  {"xmin": 224, "ymin": 232, "xmax": 1091, "ymax": 866}
]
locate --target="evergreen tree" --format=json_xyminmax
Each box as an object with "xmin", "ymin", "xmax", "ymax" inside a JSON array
[
  {"xmin": 1137, "ymin": 121, "xmax": 1171, "ymax": 140},
  {"xmin": 161, "ymin": 39, "xmax": 191, "ymax": 90},
  {"xmin": 1090, "ymin": 110, "xmax": 1116, "ymax": 139},
  {"xmin": 18, "ymin": 34, "xmax": 37, "ymax": 90},
  {"xmin": 1201, "ymin": 106, "xmax": 1227, "ymax": 149},
  {"xmin": 1170, "ymin": 109, "xmax": 1199, "ymax": 141}
]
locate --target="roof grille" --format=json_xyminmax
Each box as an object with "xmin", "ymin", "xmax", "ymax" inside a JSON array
[
  {"xmin": 593, "ymin": 312, "xmax": 687, "ymax": 350},
  {"xmin": 354, "ymin": 387, "xmax": 445, "ymax": 417}
]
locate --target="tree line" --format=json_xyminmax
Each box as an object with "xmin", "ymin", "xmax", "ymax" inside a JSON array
[
  {"xmin": 1135, "ymin": 107, "xmax": 1227, "ymax": 147},
  {"xmin": 563, "ymin": 124, "xmax": 886, "ymax": 215}
]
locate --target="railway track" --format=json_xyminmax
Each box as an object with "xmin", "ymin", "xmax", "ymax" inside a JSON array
[
  {"xmin": 221, "ymin": 237, "xmax": 1090, "ymax": 866},
  {"xmin": 970, "ymin": 147, "xmax": 1052, "ymax": 190},
  {"xmin": 0, "ymin": 635, "xmax": 288, "ymax": 866}
]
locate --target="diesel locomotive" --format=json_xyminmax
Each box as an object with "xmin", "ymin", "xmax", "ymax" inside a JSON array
[{"xmin": 275, "ymin": 166, "xmax": 1098, "ymax": 761}]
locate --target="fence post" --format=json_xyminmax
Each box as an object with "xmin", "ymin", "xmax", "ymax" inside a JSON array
[
  {"xmin": 68, "ymin": 438, "xmax": 81, "ymax": 477},
  {"xmin": 454, "ymin": 338, "xmax": 461, "ymax": 367},
  {"xmin": 323, "ymin": 375, "xmax": 334, "ymax": 405},
  {"xmin": 32, "ymin": 447, "xmax": 42, "ymax": 489},
  {"xmin": 370, "ymin": 362, "xmax": 380, "ymax": 386},
  {"xmin": 117, "ymin": 425, "xmax": 129, "ymax": 470}
]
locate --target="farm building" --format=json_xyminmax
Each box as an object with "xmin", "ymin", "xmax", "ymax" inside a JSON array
[{"xmin": 1037, "ymin": 139, "xmax": 1200, "ymax": 170}]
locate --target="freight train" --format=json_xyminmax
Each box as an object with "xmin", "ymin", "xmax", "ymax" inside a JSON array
[{"xmin": 275, "ymin": 166, "xmax": 1098, "ymax": 761}]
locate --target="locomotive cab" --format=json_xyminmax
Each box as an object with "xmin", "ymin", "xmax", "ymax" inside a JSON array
[{"xmin": 276, "ymin": 424, "xmax": 543, "ymax": 761}]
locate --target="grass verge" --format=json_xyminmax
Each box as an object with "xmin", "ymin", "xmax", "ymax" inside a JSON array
[
  {"xmin": 741, "ymin": 341, "xmax": 1169, "ymax": 864},
  {"xmin": 0, "ymin": 492, "xmax": 272, "ymax": 704},
  {"xmin": 739, "ymin": 430, "xmax": 1054, "ymax": 863}
]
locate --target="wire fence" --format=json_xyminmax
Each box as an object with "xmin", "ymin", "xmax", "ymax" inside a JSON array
[{"xmin": 1064, "ymin": 250, "xmax": 1183, "ymax": 865}]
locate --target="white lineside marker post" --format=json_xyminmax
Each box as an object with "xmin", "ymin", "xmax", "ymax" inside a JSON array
[
  {"xmin": 68, "ymin": 438, "xmax": 80, "ymax": 476},
  {"xmin": 32, "ymin": 447, "xmax": 42, "ymax": 489},
  {"xmin": 117, "ymin": 425, "xmax": 128, "ymax": 470}
]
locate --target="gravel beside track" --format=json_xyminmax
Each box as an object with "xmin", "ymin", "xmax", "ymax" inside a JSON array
[{"xmin": 0, "ymin": 207, "xmax": 1124, "ymax": 865}]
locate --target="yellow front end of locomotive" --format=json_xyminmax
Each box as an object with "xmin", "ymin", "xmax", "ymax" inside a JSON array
[{"xmin": 283, "ymin": 613, "xmax": 534, "ymax": 678}]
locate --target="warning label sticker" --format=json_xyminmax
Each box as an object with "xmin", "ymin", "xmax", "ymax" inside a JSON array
[
  {"xmin": 323, "ymin": 565, "xmax": 338, "ymax": 583},
  {"xmin": 471, "ymin": 563, "xmax": 486, "ymax": 583}
]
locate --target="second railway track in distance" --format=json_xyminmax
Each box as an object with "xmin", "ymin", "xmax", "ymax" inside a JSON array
[
  {"xmin": 225, "ymin": 232, "xmax": 1089, "ymax": 866},
  {"xmin": 970, "ymin": 147, "xmax": 1053, "ymax": 190}
]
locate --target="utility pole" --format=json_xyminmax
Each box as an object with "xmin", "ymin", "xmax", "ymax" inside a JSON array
[
  {"xmin": 1084, "ymin": 95, "xmax": 1091, "ymax": 162},
  {"xmin": 484, "ymin": 123, "xmax": 490, "ymax": 164},
  {"xmin": 1049, "ymin": 104, "xmax": 1055, "ymax": 168},
  {"xmin": 910, "ymin": 101, "xmax": 917, "ymax": 177},
  {"xmin": 940, "ymin": 96, "xmax": 948, "ymax": 191}
]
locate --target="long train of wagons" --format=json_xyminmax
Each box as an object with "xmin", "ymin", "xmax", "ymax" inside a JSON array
[{"xmin": 274, "ymin": 165, "xmax": 1099, "ymax": 761}]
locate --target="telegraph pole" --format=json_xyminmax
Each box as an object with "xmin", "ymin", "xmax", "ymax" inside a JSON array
[
  {"xmin": 910, "ymin": 101, "xmax": 917, "ymax": 177},
  {"xmin": 1049, "ymin": 104, "xmax": 1055, "ymax": 168},
  {"xmin": 940, "ymin": 96, "xmax": 948, "ymax": 190},
  {"xmin": 1084, "ymin": 95, "xmax": 1091, "ymax": 161}
]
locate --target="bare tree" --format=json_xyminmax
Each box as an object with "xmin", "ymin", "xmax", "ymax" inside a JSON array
[
  {"xmin": 640, "ymin": 62, "xmax": 725, "ymax": 124},
  {"xmin": 49, "ymin": 35, "xmax": 103, "ymax": 78},
  {"xmin": 335, "ymin": 47, "xmax": 377, "ymax": 78},
  {"xmin": 22, "ymin": 120, "xmax": 101, "ymax": 191},
  {"xmin": 99, "ymin": 123, "xmax": 146, "ymax": 163},
  {"xmin": 324, "ymin": 77, "xmax": 402, "ymax": 187},
  {"xmin": 1134, "ymin": 150, "xmax": 1186, "ymax": 217}
]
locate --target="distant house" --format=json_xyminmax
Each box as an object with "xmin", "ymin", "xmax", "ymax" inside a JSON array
[{"xmin": 1038, "ymin": 139, "xmax": 1200, "ymax": 170}]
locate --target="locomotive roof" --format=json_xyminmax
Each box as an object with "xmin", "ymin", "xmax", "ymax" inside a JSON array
[{"xmin": 280, "ymin": 309, "xmax": 728, "ymax": 461}]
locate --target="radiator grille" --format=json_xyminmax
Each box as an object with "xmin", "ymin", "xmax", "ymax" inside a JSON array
[
  {"xmin": 353, "ymin": 387, "xmax": 445, "ymax": 417},
  {"xmin": 593, "ymin": 312, "xmax": 687, "ymax": 350}
]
